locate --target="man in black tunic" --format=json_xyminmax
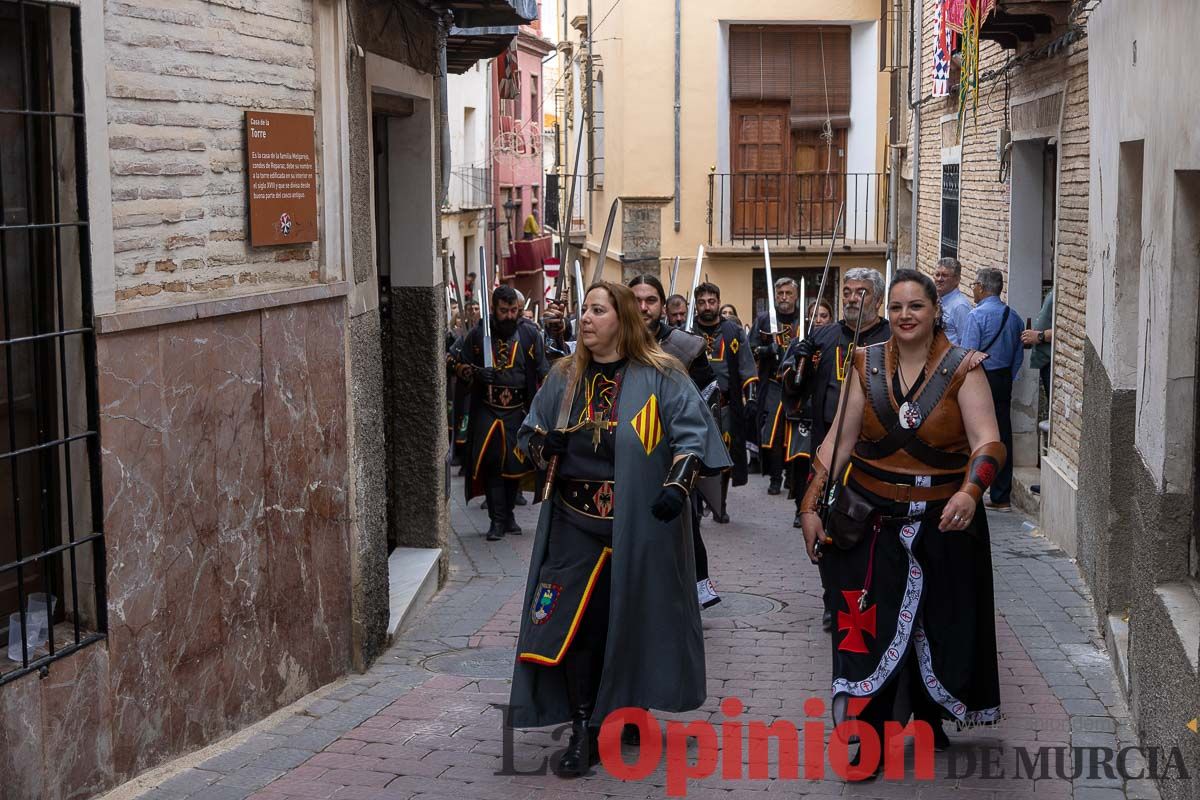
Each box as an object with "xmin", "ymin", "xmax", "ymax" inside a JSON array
[
  {"xmin": 690, "ymin": 281, "xmax": 757, "ymax": 522},
  {"xmin": 750, "ymin": 277, "xmax": 801, "ymax": 495},
  {"xmin": 629, "ymin": 275, "xmax": 723, "ymax": 609},
  {"xmin": 783, "ymin": 267, "xmax": 890, "ymax": 628},
  {"xmin": 450, "ymin": 285, "xmax": 549, "ymax": 540}
]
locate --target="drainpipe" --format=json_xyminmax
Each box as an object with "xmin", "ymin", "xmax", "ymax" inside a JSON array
[
  {"xmin": 438, "ymin": 14, "xmax": 451, "ymax": 207},
  {"xmin": 909, "ymin": 0, "xmax": 920, "ymax": 269},
  {"xmin": 673, "ymin": 0, "xmax": 681, "ymax": 232}
]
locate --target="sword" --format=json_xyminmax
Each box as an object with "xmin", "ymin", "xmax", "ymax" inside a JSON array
[
  {"xmin": 814, "ymin": 288, "xmax": 868, "ymax": 557},
  {"xmin": 479, "ymin": 246, "xmax": 493, "ymax": 368},
  {"xmin": 572, "ymin": 259, "xmax": 586, "ymax": 335},
  {"xmin": 683, "ymin": 245, "xmax": 704, "ymax": 331},
  {"xmin": 800, "ymin": 275, "xmax": 807, "ymax": 330},
  {"xmin": 788, "ymin": 202, "xmax": 846, "ymax": 391},
  {"xmin": 668, "ymin": 256, "xmax": 681, "ymax": 295},
  {"xmin": 807, "ymin": 201, "xmax": 845, "ymax": 337},
  {"xmin": 763, "ymin": 238, "xmax": 778, "ymax": 336},
  {"xmin": 556, "ymin": 67, "xmax": 589, "ymax": 302},
  {"xmin": 589, "ymin": 198, "xmax": 620, "ymax": 285}
]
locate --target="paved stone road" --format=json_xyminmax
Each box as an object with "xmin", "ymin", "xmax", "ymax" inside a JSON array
[{"xmin": 123, "ymin": 474, "xmax": 1162, "ymax": 800}]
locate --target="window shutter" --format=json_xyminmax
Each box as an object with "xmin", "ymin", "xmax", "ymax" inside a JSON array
[
  {"xmin": 760, "ymin": 31, "xmax": 792, "ymax": 100},
  {"xmin": 790, "ymin": 27, "xmax": 852, "ymax": 120},
  {"xmin": 729, "ymin": 29, "xmax": 760, "ymax": 100}
]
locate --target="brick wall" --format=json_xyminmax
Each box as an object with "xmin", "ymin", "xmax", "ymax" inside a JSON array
[
  {"xmin": 914, "ymin": 9, "xmax": 1089, "ymax": 472},
  {"xmin": 106, "ymin": 0, "xmax": 319, "ymax": 304}
]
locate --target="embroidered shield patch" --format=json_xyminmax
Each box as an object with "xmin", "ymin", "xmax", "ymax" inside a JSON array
[
  {"xmin": 729, "ymin": 337, "xmax": 739, "ymax": 354},
  {"xmin": 630, "ymin": 394, "xmax": 663, "ymax": 455},
  {"xmin": 592, "ymin": 483, "xmax": 614, "ymax": 517},
  {"xmin": 530, "ymin": 582, "xmax": 562, "ymax": 625}
]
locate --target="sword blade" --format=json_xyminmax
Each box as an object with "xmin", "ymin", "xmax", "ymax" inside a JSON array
[
  {"xmin": 669, "ymin": 256, "xmax": 681, "ymax": 295},
  {"xmin": 479, "ymin": 246, "xmax": 493, "ymax": 368},
  {"xmin": 808, "ymin": 202, "xmax": 845, "ymax": 337},
  {"xmin": 684, "ymin": 245, "xmax": 704, "ymax": 331},
  {"xmin": 589, "ymin": 198, "xmax": 620, "ymax": 285},
  {"xmin": 573, "ymin": 260, "xmax": 586, "ymax": 334},
  {"xmin": 763, "ymin": 238, "xmax": 778, "ymax": 335}
]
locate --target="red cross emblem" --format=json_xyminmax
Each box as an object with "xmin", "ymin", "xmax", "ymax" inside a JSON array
[{"xmin": 837, "ymin": 590, "xmax": 877, "ymax": 654}]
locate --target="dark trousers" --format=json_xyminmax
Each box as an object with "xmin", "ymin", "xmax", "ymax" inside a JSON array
[
  {"xmin": 984, "ymin": 368, "xmax": 1014, "ymax": 504},
  {"xmin": 1039, "ymin": 364, "xmax": 1051, "ymax": 403},
  {"xmin": 764, "ymin": 446, "xmax": 784, "ymax": 482},
  {"xmin": 691, "ymin": 496, "xmax": 709, "ymax": 582}
]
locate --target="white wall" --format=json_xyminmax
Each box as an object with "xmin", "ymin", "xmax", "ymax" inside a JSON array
[
  {"xmin": 1088, "ymin": 0, "xmax": 1200, "ymax": 493},
  {"xmin": 445, "ymin": 63, "xmax": 492, "ymax": 210}
]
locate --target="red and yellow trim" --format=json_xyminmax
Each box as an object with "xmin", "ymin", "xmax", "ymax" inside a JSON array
[
  {"xmin": 762, "ymin": 402, "xmax": 784, "ymax": 450},
  {"xmin": 518, "ymin": 546, "xmax": 613, "ymax": 666},
  {"xmin": 473, "ymin": 418, "xmax": 505, "ymax": 479}
]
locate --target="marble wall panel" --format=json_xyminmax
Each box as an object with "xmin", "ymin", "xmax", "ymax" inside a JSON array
[
  {"xmin": 261, "ymin": 299, "xmax": 351, "ymax": 703},
  {"xmin": 159, "ymin": 314, "xmax": 268, "ymax": 749},
  {"xmin": 40, "ymin": 644, "xmax": 114, "ymax": 800},
  {"xmin": 0, "ymin": 671, "xmax": 44, "ymax": 798},
  {"xmin": 97, "ymin": 329, "xmax": 174, "ymax": 778}
]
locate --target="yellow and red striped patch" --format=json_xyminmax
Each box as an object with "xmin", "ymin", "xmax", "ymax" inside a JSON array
[{"xmin": 630, "ymin": 394, "xmax": 663, "ymax": 455}]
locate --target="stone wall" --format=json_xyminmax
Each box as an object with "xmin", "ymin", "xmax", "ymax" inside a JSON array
[
  {"xmin": 106, "ymin": 0, "xmax": 322, "ymax": 303},
  {"xmin": 913, "ymin": 11, "xmax": 1089, "ymax": 473},
  {"xmin": 0, "ymin": 297, "xmax": 352, "ymax": 798}
]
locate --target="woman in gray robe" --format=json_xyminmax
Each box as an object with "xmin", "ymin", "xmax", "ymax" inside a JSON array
[{"xmin": 511, "ymin": 281, "xmax": 730, "ymax": 778}]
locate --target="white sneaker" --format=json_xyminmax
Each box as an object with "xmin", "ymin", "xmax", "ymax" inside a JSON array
[{"xmin": 697, "ymin": 578, "xmax": 722, "ymax": 609}]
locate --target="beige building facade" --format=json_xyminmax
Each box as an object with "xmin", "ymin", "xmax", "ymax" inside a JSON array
[
  {"xmin": 554, "ymin": 0, "xmax": 893, "ymax": 321},
  {"xmin": 906, "ymin": 0, "xmax": 1087, "ymax": 554}
]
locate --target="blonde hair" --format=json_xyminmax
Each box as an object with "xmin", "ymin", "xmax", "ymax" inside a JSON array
[{"xmin": 557, "ymin": 282, "xmax": 683, "ymax": 392}]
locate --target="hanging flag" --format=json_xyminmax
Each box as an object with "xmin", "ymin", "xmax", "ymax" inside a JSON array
[{"xmin": 932, "ymin": 0, "xmax": 952, "ymax": 97}]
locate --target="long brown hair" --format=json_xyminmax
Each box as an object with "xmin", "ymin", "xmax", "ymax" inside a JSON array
[{"xmin": 559, "ymin": 282, "xmax": 681, "ymax": 388}]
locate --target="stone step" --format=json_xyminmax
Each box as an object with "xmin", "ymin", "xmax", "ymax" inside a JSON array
[{"xmin": 387, "ymin": 546, "xmax": 441, "ymax": 643}]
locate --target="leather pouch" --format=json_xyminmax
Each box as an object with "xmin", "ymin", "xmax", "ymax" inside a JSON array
[{"xmin": 825, "ymin": 483, "xmax": 876, "ymax": 550}]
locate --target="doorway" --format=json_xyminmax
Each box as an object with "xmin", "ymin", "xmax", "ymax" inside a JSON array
[{"xmin": 1007, "ymin": 139, "xmax": 1057, "ymax": 470}]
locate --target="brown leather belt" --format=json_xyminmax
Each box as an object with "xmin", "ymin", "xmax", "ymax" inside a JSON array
[
  {"xmin": 849, "ymin": 471, "xmax": 960, "ymax": 503},
  {"xmin": 559, "ymin": 479, "xmax": 615, "ymax": 520},
  {"xmin": 485, "ymin": 384, "xmax": 527, "ymax": 408}
]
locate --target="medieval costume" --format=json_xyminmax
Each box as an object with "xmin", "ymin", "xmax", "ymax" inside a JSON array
[
  {"xmin": 450, "ymin": 317, "xmax": 549, "ymax": 540},
  {"xmin": 652, "ymin": 319, "xmax": 724, "ymax": 608},
  {"xmin": 509, "ymin": 359, "xmax": 730, "ymax": 771},
  {"xmin": 693, "ymin": 316, "xmax": 757, "ymax": 520},
  {"xmin": 749, "ymin": 307, "xmax": 800, "ymax": 493},
  {"xmin": 784, "ymin": 317, "xmax": 890, "ymax": 523},
  {"xmin": 799, "ymin": 332, "xmax": 1002, "ymax": 750}
]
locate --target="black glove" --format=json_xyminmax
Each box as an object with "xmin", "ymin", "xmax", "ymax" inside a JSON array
[
  {"xmin": 650, "ymin": 485, "xmax": 687, "ymax": 522},
  {"xmin": 793, "ymin": 336, "xmax": 817, "ymax": 361},
  {"xmin": 477, "ymin": 367, "xmax": 498, "ymax": 384},
  {"xmin": 542, "ymin": 429, "xmax": 568, "ymax": 457},
  {"xmin": 753, "ymin": 344, "xmax": 773, "ymax": 360}
]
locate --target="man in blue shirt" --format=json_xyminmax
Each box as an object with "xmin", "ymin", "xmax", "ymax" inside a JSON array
[
  {"xmin": 962, "ymin": 267, "xmax": 1025, "ymax": 511},
  {"xmin": 933, "ymin": 256, "xmax": 973, "ymax": 345}
]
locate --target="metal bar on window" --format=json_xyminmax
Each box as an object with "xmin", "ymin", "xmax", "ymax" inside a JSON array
[
  {"xmin": 19, "ymin": 0, "xmax": 60, "ymax": 660},
  {"xmin": 0, "ymin": 430, "xmax": 94, "ymax": 462},
  {"xmin": 0, "ymin": 107, "xmax": 82, "ymax": 119},
  {"xmin": 0, "ymin": 220, "xmax": 87, "ymax": 233},
  {"xmin": 44, "ymin": 0, "xmax": 84, "ymax": 646},
  {"xmin": 0, "ymin": 631, "xmax": 105, "ymax": 686},
  {"xmin": 0, "ymin": 531, "xmax": 103, "ymax": 576},
  {"xmin": 0, "ymin": 326, "xmax": 91, "ymax": 347}
]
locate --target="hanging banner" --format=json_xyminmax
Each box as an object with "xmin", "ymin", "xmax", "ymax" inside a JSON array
[{"xmin": 245, "ymin": 111, "xmax": 319, "ymax": 247}]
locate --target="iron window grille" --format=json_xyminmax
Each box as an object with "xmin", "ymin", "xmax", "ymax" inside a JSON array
[
  {"xmin": 0, "ymin": 0, "xmax": 106, "ymax": 685},
  {"xmin": 940, "ymin": 163, "xmax": 960, "ymax": 259}
]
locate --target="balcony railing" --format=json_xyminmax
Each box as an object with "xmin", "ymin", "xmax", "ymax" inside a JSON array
[
  {"xmin": 448, "ymin": 165, "xmax": 492, "ymax": 210},
  {"xmin": 707, "ymin": 171, "xmax": 887, "ymax": 248}
]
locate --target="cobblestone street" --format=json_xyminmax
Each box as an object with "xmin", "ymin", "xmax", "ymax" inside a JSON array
[{"xmin": 118, "ymin": 475, "xmax": 1161, "ymax": 800}]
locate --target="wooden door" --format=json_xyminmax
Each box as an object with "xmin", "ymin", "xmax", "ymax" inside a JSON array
[
  {"xmin": 792, "ymin": 128, "xmax": 846, "ymax": 238},
  {"xmin": 731, "ymin": 102, "xmax": 790, "ymax": 238}
]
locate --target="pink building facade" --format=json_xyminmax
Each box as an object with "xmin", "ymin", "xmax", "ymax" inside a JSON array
[{"xmin": 492, "ymin": 22, "xmax": 554, "ymax": 285}]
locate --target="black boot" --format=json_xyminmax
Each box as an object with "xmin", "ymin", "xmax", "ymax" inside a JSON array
[
  {"xmin": 713, "ymin": 477, "xmax": 730, "ymax": 524},
  {"xmin": 485, "ymin": 484, "xmax": 506, "ymax": 541},
  {"xmin": 503, "ymin": 480, "xmax": 523, "ymax": 534},
  {"xmin": 768, "ymin": 476, "xmax": 782, "ymax": 495},
  {"xmin": 556, "ymin": 653, "xmax": 594, "ymax": 778}
]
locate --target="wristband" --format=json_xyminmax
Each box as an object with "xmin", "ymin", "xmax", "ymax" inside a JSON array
[
  {"xmin": 663, "ymin": 453, "xmax": 701, "ymax": 495},
  {"xmin": 799, "ymin": 456, "xmax": 830, "ymax": 514},
  {"xmin": 959, "ymin": 442, "xmax": 1006, "ymax": 503}
]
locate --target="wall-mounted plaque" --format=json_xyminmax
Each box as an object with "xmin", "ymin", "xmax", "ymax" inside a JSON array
[{"xmin": 245, "ymin": 111, "xmax": 319, "ymax": 247}]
